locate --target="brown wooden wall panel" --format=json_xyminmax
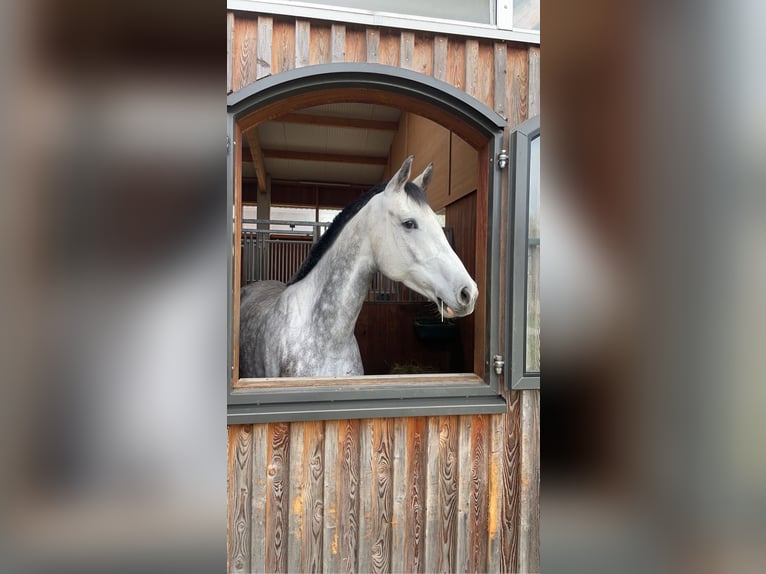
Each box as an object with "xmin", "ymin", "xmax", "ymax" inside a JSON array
[
  {"xmin": 227, "ymin": 12, "xmax": 539, "ymax": 573},
  {"xmin": 406, "ymin": 114, "xmax": 450, "ymax": 210},
  {"xmin": 450, "ymin": 132, "xmax": 479, "ymax": 201}
]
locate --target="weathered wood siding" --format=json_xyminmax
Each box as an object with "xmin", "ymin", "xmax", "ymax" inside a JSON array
[{"xmin": 228, "ymin": 13, "xmax": 540, "ymax": 573}]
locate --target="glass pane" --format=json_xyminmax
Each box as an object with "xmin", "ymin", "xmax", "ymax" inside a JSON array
[
  {"xmin": 513, "ymin": 0, "xmax": 540, "ymax": 31},
  {"xmin": 525, "ymin": 135, "xmax": 540, "ymax": 373},
  {"xmin": 296, "ymin": 0, "xmax": 493, "ymax": 25}
]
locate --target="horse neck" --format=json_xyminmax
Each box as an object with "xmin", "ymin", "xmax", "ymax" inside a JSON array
[{"xmin": 294, "ymin": 206, "xmax": 375, "ymax": 337}]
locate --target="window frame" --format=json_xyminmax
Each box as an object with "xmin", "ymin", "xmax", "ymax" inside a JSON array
[
  {"xmin": 227, "ymin": 63, "xmax": 508, "ymax": 423},
  {"xmin": 507, "ymin": 115, "xmax": 541, "ymax": 390},
  {"xmin": 227, "ymin": 0, "xmax": 539, "ymax": 44}
]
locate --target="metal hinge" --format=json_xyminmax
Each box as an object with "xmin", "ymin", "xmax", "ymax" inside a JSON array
[
  {"xmin": 226, "ymin": 135, "xmax": 231, "ymax": 154},
  {"xmin": 493, "ymin": 355, "xmax": 505, "ymax": 375}
]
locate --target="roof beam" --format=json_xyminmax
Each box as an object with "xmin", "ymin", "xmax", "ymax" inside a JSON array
[
  {"xmin": 243, "ymin": 128, "xmax": 268, "ymax": 192},
  {"xmin": 276, "ymin": 112, "xmax": 399, "ymax": 131},
  {"xmin": 262, "ymin": 149, "xmax": 388, "ymax": 165}
]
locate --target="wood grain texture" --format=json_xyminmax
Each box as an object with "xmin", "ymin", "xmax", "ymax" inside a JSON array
[
  {"xmin": 436, "ymin": 416, "xmax": 459, "ymax": 573},
  {"xmin": 257, "ymin": 16, "xmax": 273, "ymax": 80},
  {"xmin": 272, "ymin": 19, "xmax": 295, "ymax": 75},
  {"xmin": 345, "ymin": 26, "xmax": 366, "ymax": 63},
  {"xmin": 455, "ymin": 416, "xmax": 472, "ymax": 573},
  {"xmin": 302, "ymin": 421, "xmax": 325, "ymax": 573},
  {"xmin": 413, "ymin": 34, "xmax": 434, "ymax": 77},
  {"xmin": 400, "ymin": 31, "xmax": 415, "ymax": 70},
  {"xmin": 228, "ymin": 426, "xmax": 253, "ymax": 574},
  {"xmin": 423, "ymin": 418, "xmax": 440, "ymax": 574},
  {"xmin": 287, "ymin": 423, "xmax": 305, "ymax": 574},
  {"xmin": 390, "ymin": 419, "xmax": 408, "ymax": 574},
  {"xmin": 365, "ymin": 28, "xmax": 380, "ymax": 63},
  {"xmin": 507, "ymin": 46, "xmax": 529, "ymax": 127},
  {"xmin": 310, "ymin": 23, "xmax": 331, "ymax": 65},
  {"xmin": 433, "ymin": 36, "xmax": 448, "ymax": 82},
  {"xmin": 371, "ymin": 418, "xmax": 394, "ymax": 573},
  {"xmin": 266, "ymin": 423, "xmax": 290, "ymax": 573},
  {"xmin": 473, "ymin": 145, "xmax": 489, "ymax": 377},
  {"xmin": 518, "ymin": 391, "xmax": 540, "ymax": 574},
  {"xmin": 339, "ymin": 419, "xmax": 361, "ymax": 574},
  {"xmin": 465, "ymin": 39, "xmax": 479, "ymax": 99},
  {"xmin": 528, "ymin": 47, "xmax": 541, "ymax": 117},
  {"xmin": 500, "ymin": 392, "xmax": 522, "ymax": 573},
  {"xmin": 404, "ymin": 417, "xmax": 427, "ymax": 573},
  {"xmin": 331, "ymin": 24, "xmax": 346, "ymax": 63},
  {"xmin": 486, "ymin": 414, "xmax": 504, "ymax": 573},
  {"xmin": 233, "ymin": 16, "xmax": 258, "ymax": 91},
  {"xmin": 379, "ymin": 30, "xmax": 400, "ymax": 67},
  {"xmin": 468, "ymin": 415, "xmax": 489, "ymax": 573},
  {"xmin": 477, "ymin": 42, "xmax": 495, "ymax": 110},
  {"xmin": 446, "ymin": 37, "xmax": 466, "ymax": 91},
  {"xmin": 322, "ymin": 420, "xmax": 340, "ymax": 574},
  {"xmin": 494, "ymin": 42, "xmax": 508, "ymax": 118},
  {"xmin": 251, "ymin": 424, "xmax": 268, "ymax": 573},
  {"xmin": 295, "ymin": 20, "xmax": 310, "ymax": 69},
  {"xmin": 357, "ymin": 419, "xmax": 374, "ymax": 574}
]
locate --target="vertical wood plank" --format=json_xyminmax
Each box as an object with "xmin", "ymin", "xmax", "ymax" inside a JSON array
[
  {"xmin": 331, "ymin": 24, "xmax": 346, "ymax": 63},
  {"xmin": 233, "ymin": 16, "xmax": 258, "ymax": 91},
  {"xmin": 455, "ymin": 416, "xmax": 472, "ymax": 573},
  {"xmin": 295, "ymin": 20, "xmax": 311, "ymax": 69},
  {"xmin": 465, "ymin": 39, "xmax": 480, "ymax": 99},
  {"xmin": 266, "ymin": 423, "xmax": 290, "ymax": 573},
  {"xmin": 227, "ymin": 12, "xmax": 234, "ymax": 93},
  {"xmin": 339, "ymin": 419, "xmax": 361, "ymax": 574},
  {"xmin": 251, "ymin": 424, "xmax": 268, "ymax": 573},
  {"xmin": 287, "ymin": 423, "xmax": 305, "ymax": 574},
  {"xmin": 390, "ymin": 419, "xmax": 408, "ymax": 574},
  {"xmin": 323, "ymin": 420, "xmax": 340, "ymax": 574},
  {"xmin": 413, "ymin": 33, "xmax": 434, "ymax": 77},
  {"xmin": 477, "ymin": 42, "xmax": 495, "ymax": 109},
  {"xmin": 257, "ymin": 16, "xmax": 273, "ymax": 79},
  {"xmin": 371, "ymin": 418, "xmax": 394, "ymax": 573},
  {"xmin": 345, "ymin": 26, "xmax": 366, "ymax": 63},
  {"xmin": 271, "ymin": 18, "xmax": 295, "ymax": 75},
  {"xmin": 494, "ymin": 42, "xmax": 508, "ymax": 118},
  {"xmin": 310, "ymin": 23, "xmax": 331, "ymax": 65},
  {"xmin": 357, "ymin": 419, "xmax": 374, "ymax": 574},
  {"xmin": 302, "ymin": 421, "xmax": 325, "ymax": 573},
  {"xmin": 468, "ymin": 415, "xmax": 489, "ymax": 574},
  {"xmin": 404, "ymin": 417, "xmax": 427, "ymax": 573},
  {"xmin": 486, "ymin": 414, "xmax": 504, "ymax": 573},
  {"xmin": 366, "ymin": 28, "xmax": 380, "ymax": 63},
  {"xmin": 400, "ymin": 31, "xmax": 415, "ymax": 70},
  {"xmin": 528, "ymin": 47, "xmax": 541, "ymax": 117},
  {"xmin": 379, "ymin": 30, "xmax": 400, "ymax": 67},
  {"xmin": 446, "ymin": 37, "xmax": 466, "ymax": 91},
  {"xmin": 433, "ymin": 36, "xmax": 448, "ymax": 82},
  {"xmin": 473, "ymin": 145, "xmax": 489, "ymax": 376},
  {"xmin": 518, "ymin": 391, "xmax": 540, "ymax": 574},
  {"xmin": 228, "ymin": 425, "xmax": 253, "ymax": 574},
  {"xmin": 507, "ymin": 46, "xmax": 529, "ymax": 127},
  {"xmin": 500, "ymin": 392, "xmax": 522, "ymax": 573},
  {"xmin": 436, "ymin": 416, "xmax": 459, "ymax": 574},
  {"xmin": 423, "ymin": 417, "xmax": 440, "ymax": 573}
]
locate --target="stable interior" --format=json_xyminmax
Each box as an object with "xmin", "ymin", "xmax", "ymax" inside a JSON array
[{"xmin": 237, "ymin": 102, "xmax": 482, "ymax": 377}]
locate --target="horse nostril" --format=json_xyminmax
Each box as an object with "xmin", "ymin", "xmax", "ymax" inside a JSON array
[{"xmin": 459, "ymin": 286, "xmax": 472, "ymax": 306}]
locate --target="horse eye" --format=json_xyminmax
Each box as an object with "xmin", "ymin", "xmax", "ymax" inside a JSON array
[{"xmin": 402, "ymin": 219, "xmax": 418, "ymax": 230}]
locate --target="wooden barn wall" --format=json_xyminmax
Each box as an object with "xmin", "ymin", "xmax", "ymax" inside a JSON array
[{"xmin": 228, "ymin": 12, "xmax": 540, "ymax": 573}]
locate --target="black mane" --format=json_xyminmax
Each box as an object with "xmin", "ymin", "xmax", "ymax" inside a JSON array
[{"xmin": 287, "ymin": 180, "xmax": 427, "ymax": 285}]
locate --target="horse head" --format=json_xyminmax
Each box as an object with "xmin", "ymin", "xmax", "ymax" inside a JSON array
[{"xmin": 370, "ymin": 155, "xmax": 478, "ymax": 318}]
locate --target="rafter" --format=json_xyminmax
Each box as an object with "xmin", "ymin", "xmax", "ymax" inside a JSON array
[
  {"xmin": 261, "ymin": 149, "xmax": 388, "ymax": 165},
  {"xmin": 243, "ymin": 128, "xmax": 268, "ymax": 193},
  {"xmin": 276, "ymin": 112, "xmax": 399, "ymax": 131}
]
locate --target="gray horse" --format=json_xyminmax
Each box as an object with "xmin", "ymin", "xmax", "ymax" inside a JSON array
[{"xmin": 238, "ymin": 156, "xmax": 478, "ymax": 378}]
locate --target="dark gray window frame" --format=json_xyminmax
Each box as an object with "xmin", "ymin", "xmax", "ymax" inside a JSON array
[
  {"xmin": 227, "ymin": 63, "xmax": 508, "ymax": 423},
  {"xmin": 507, "ymin": 115, "xmax": 541, "ymax": 390}
]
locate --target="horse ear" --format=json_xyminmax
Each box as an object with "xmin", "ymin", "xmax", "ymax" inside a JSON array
[
  {"xmin": 386, "ymin": 155, "xmax": 414, "ymax": 192},
  {"xmin": 412, "ymin": 162, "xmax": 433, "ymax": 192}
]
